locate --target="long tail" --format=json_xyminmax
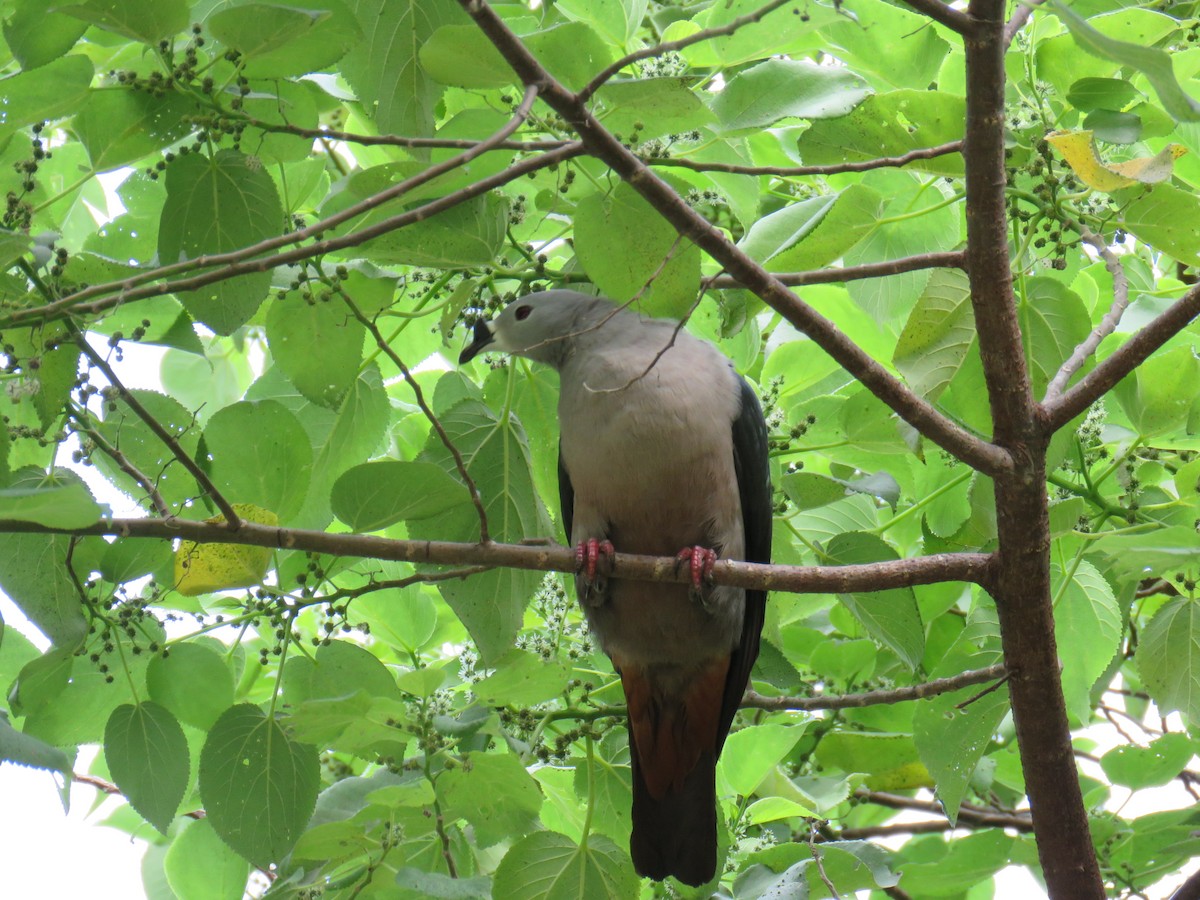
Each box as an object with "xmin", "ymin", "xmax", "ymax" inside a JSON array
[{"xmin": 628, "ymin": 725, "xmax": 718, "ymax": 886}]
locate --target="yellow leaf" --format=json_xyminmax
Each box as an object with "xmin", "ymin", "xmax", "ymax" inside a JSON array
[
  {"xmin": 1047, "ymin": 130, "xmax": 1187, "ymax": 192},
  {"xmin": 174, "ymin": 504, "xmax": 278, "ymax": 596}
]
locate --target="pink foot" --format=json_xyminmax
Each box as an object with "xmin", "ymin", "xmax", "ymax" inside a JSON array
[
  {"xmin": 676, "ymin": 546, "xmax": 717, "ymax": 588},
  {"xmin": 575, "ymin": 538, "xmax": 615, "ymax": 583}
]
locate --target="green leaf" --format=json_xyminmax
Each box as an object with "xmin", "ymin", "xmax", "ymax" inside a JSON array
[
  {"xmin": 0, "ymin": 715, "xmax": 71, "ymax": 779},
  {"xmin": 0, "ymin": 532, "xmax": 88, "ymax": 647},
  {"xmin": 3, "ymin": 0, "xmax": 89, "ymax": 69},
  {"xmin": 894, "ymin": 269, "xmax": 975, "ymax": 401},
  {"xmin": 209, "ymin": 1, "xmax": 360, "ymax": 77},
  {"xmin": 1053, "ymin": 561, "xmax": 1121, "ymax": 723},
  {"xmin": 348, "ymin": 193, "xmax": 509, "ymax": 267},
  {"xmin": 422, "ymin": 22, "xmax": 613, "ymax": 93},
  {"xmin": 596, "ymin": 77, "xmax": 714, "ymax": 141},
  {"xmin": 158, "ymin": 150, "xmax": 284, "ymax": 335},
  {"xmin": 825, "ymin": 532, "xmax": 925, "ymax": 669},
  {"xmin": 913, "ymin": 617, "xmax": 1007, "ymax": 823},
  {"xmin": 491, "ymin": 831, "xmax": 639, "ymax": 900},
  {"xmin": 340, "ymin": 0, "xmax": 464, "ymax": 137},
  {"xmin": 1067, "ymin": 77, "xmax": 1141, "ymax": 112},
  {"xmin": 819, "ymin": 0, "xmax": 950, "ymax": 90},
  {"xmin": 94, "ymin": 389, "xmax": 200, "ymax": 510},
  {"xmin": 472, "ymin": 648, "xmax": 570, "ymax": 707},
  {"xmin": 105, "ymin": 701, "xmax": 189, "ymax": 834},
  {"xmin": 407, "ymin": 379, "xmax": 553, "ymax": 662},
  {"xmin": 896, "ymin": 830, "xmax": 1013, "ymax": 895},
  {"xmin": 681, "ymin": 0, "xmax": 841, "ymax": 66},
  {"xmin": 147, "ymin": 642, "xmax": 235, "ymax": 731},
  {"xmin": 394, "ymin": 870, "xmax": 492, "ymax": 899},
  {"xmin": 814, "ymin": 732, "xmax": 931, "ymax": 792},
  {"xmin": 201, "ymin": 400, "xmax": 313, "ymax": 522},
  {"xmin": 72, "ymin": 90, "xmax": 199, "ymax": 173},
  {"xmin": 265, "ymin": 292, "xmax": 365, "ymax": 408},
  {"xmin": 56, "ymin": 0, "xmax": 189, "ymax": 43},
  {"xmin": 1100, "ymin": 733, "xmax": 1195, "ymax": 790},
  {"xmin": 711, "ymin": 59, "xmax": 870, "ymax": 133},
  {"xmin": 1121, "ymin": 183, "xmax": 1200, "ymax": 267},
  {"xmin": 1113, "ymin": 344, "xmax": 1200, "ymax": 436},
  {"xmin": 1138, "ymin": 598, "xmax": 1200, "ymax": 722},
  {"xmin": 0, "ymin": 466, "xmax": 104, "ymax": 528},
  {"xmin": 553, "ymin": 0, "xmax": 646, "ymax": 46},
  {"xmin": 798, "ymin": 90, "xmax": 967, "ymax": 177},
  {"xmin": 574, "ymin": 182, "xmax": 700, "ymax": 318},
  {"xmin": 0, "ymin": 54, "xmax": 93, "ymax": 142},
  {"xmin": 309, "ymin": 640, "xmax": 401, "ymax": 702},
  {"xmin": 738, "ymin": 185, "xmax": 884, "ymax": 274},
  {"xmin": 720, "ymin": 723, "xmax": 806, "ymax": 797},
  {"xmin": 200, "ymin": 703, "xmax": 320, "ymax": 866},
  {"xmin": 331, "ymin": 460, "xmax": 470, "ymax": 532},
  {"xmin": 163, "ymin": 819, "xmax": 250, "ymax": 900},
  {"xmin": 439, "ymin": 751, "xmax": 543, "ymax": 848},
  {"xmin": 1048, "ymin": 1, "xmax": 1200, "ymax": 122},
  {"xmin": 781, "ymin": 472, "xmax": 848, "ymax": 511}
]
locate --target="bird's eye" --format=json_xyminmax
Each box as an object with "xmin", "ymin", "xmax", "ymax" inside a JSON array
[{"xmin": 514, "ymin": 305, "xmax": 532, "ymax": 321}]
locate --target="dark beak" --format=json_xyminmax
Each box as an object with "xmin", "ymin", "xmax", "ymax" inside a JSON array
[{"xmin": 458, "ymin": 319, "xmax": 495, "ymax": 364}]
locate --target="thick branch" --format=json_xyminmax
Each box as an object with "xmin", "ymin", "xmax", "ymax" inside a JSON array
[
  {"xmin": 646, "ymin": 141, "xmax": 963, "ymax": 177},
  {"xmin": 457, "ymin": 0, "xmax": 1011, "ymax": 478},
  {"xmin": 1043, "ymin": 282, "xmax": 1200, "ymax": 431},
  {"xmin": 711, "ymin": 252, "xmax": 965, "ymax": 290},
  {"xmin": 743, "ymin": 664, "xmax": 1006, "ymax": 711},
  {"xmin": 0, "ymin": 517, "xmax": 996, "ymax": 593},
  {"xmin": 899, "ymin": 0, "xmax": 976, "ymax": 34}
]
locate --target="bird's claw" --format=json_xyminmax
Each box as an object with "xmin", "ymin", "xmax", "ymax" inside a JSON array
[
  {"xmin": 576, "ymin": 538, "xmax": 615, "ymax": 583},
  {"xmin": 676, "ymin": 546, "xmax": 717, "ymax": 589}
]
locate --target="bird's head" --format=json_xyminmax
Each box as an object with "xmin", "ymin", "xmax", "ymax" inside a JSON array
[{"xmin": 458, "ymin": 290, "xmax": 612, "ymax": 367}]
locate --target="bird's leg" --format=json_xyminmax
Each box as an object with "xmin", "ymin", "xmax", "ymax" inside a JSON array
[
  {"xmin": 575, "ymin": 538, "xmax": 615, "ymax": 583},
  {"xmin": 675, "ymin": 546, "xmax": 717, "ymax": 589}
]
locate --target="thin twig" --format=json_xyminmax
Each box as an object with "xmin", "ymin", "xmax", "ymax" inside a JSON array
[
  {"xmin": 1043, "ymin": 282, "xmax": 1200, "ymax": 431},
  {"xmin": 1004, "ymin": 0, "xmax": 1048, "ymax": 47},
  {"xmin": 711, "ymin": 251, "xmax": 966, "ymax": 290},
  {"xmin": 5, "ymin": 87, "xmax": 544, "ymax": 329},
  {"xmin": 645, "ymin": 141, "xmax": 963, "ymax": 177},
  {"xmin": 858, "ymin": 789, "xmax": 1033, "ymax": 831},
  {"xmin": 577, "ymin": 0, "xmax": 794, "ymax": 102},
  {"xmin": 341, "ymin": 293, "xmax": 491, "ymax": 543},
  {"xmin": 69, "ymin": 325, "xmax": 241, "ymax": 527},
  {"xmin": 1044, "ymin": 226, "xmax": 1130, "ymax": 400},
  {"xmin": 808, "ymin": 822, "xmax": 842, "ymax": 899},
  {"xmin": 743, "ymin": 663, "xmax": 1006, "ymax": 711},
  {"xmin": 68, "ymin": 405, "xmax": 172, "ymax": 518}
]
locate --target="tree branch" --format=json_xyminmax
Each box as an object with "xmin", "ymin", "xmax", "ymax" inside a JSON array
[
  {"xmin": 1042, "ymin": 282, "xmax": 1200, "ymax": 431},
  {"xmin": 341, "ymin": 293, "xmax": 491, "ymax": 543},
  {"xmin": 67, "ymin": 405, "xmax": 172, "ymax": 519},
  {"xmin": 456, "ymin": 0, "xmax": 1012, "ymax": 478},
  {"xmin": 899, "ymin": 0, "xmax": 976, "ymax": 34},
  {"xmin": 0, "ymin": 516, "xmax": 996, "ymax": 593},
  {"xmin": 1043, "ymin": 226, "xmax": 1130, "ymax": 401},
  {"xmin": 856, "ymin": 789, "xmax": 1032, "ymax": 831},
  {"xmin": 7, "ymin": 142, "xmax": 582, "ymax": 328},
  {"xmin": 70, "ymin": 326, "xmax": 241, "ymax": 527},
  {"xmin": 711, "ymin": 252, "xmax": 965, "ymax": 290},
  {"xmin": 743, "ymin": 664, "xmax": 1006, "ymax": 711},
  {"xmin": 576, "ymin": 0, "xmax": 795, "ymax": 102},
  {"xmin": 645, "ymin": 141, "xmax": 963, "ymax": 177},
  {"xmin": 2, "ymin": 86, "xmax": 549, "ymax": 329}
]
